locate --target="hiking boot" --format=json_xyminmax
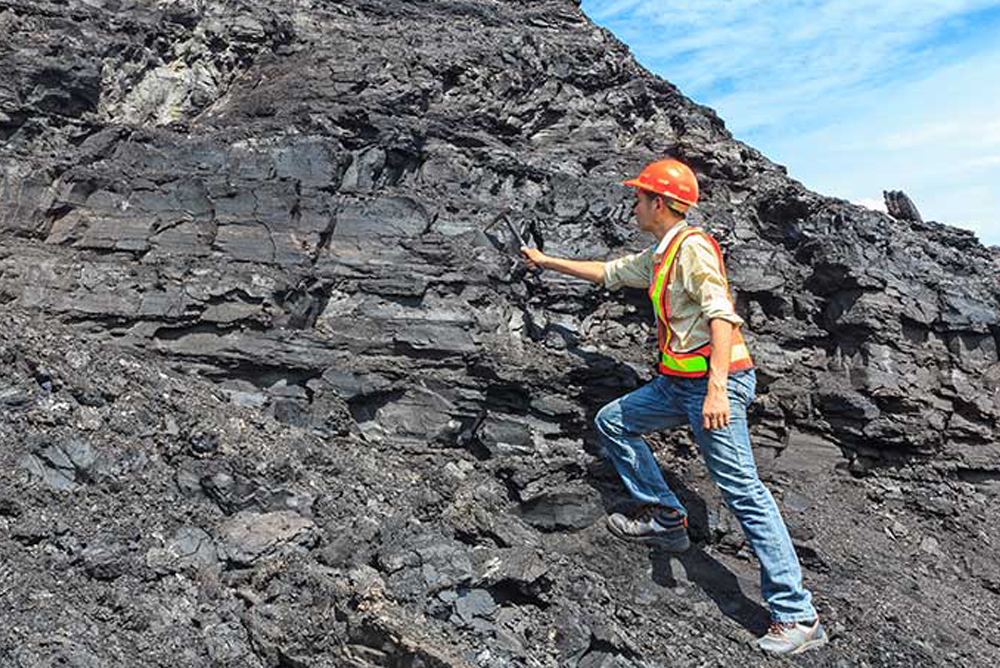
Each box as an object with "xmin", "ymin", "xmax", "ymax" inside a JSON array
[
  {"xmin": 606, "ymin": 504, "xmax": 690, "ymax": 552},
  {"xmin": 757, "ymin": 619, "xmax": 828, "ymax": 655}
]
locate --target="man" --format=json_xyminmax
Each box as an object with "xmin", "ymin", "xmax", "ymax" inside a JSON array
[{"xmin": 521, "ymin": 159, "xmax": 827, "ymax": 656}]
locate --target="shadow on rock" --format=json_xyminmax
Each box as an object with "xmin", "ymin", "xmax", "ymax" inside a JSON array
[
  {"xmin": 650, "ymin": 546, "xmax": 770, "ymax": 636},
  {"xmin": 660, "ymin": 479, "xmax": 770, "ymax": 635},
  {"xmin": 583, "ymin": 433, "xmax": 771, "ymax": 636}
]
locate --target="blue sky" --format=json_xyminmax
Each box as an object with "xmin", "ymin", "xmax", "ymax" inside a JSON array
[{"xmin": 580, "ymin": 0, "xmax": 1000, "ymax": 247}]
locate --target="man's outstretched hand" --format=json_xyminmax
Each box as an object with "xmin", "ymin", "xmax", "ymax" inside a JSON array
[
  {"xmin": 518, "ymin": 250, "xmax": 606, "ymax": 284},
  {"xmin": 521, "ymin": 247, "xmax": 548, "ymax": 271}
]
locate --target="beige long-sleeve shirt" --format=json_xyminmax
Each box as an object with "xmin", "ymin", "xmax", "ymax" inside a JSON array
[{"xmin": 603, "ymin": 222, "xmax": 744, "ymax": 353}]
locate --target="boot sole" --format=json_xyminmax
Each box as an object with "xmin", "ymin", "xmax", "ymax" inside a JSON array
[{"xmin": 788, "ymin": 635, "xmax": 829, "ymax": 655}]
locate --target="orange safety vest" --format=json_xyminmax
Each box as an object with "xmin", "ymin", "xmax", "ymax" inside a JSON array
[{"xmin": 648, "ymin": 228, "xmax": 754, "ymax": 378}]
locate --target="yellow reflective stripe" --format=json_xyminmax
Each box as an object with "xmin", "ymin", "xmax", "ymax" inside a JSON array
[
  {"xmin": 651, "ymin": 229, "xmax": 699, "ymax": 325},
  {"xmin": 660, "ymin": 352, "xmax": 709, "ymax": 373},
  {"xmin": 661, "ymin": 343, "xmax": 751, "ymax": 373},
  {"xmin": 650, "ymin": 271, "xmax": 667, "ymax": 323}
]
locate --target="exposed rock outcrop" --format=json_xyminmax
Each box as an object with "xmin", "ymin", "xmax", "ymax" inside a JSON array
[
  {"xmin": 884, "ymin": 190, "xmax": 924, "ymax": 223},
  {"xmin": 1, "ymin": 0, "xmax": 999, "ymax": 666}
]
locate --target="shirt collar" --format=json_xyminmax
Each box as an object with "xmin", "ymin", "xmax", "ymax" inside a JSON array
[{"xmin": 653, "ymin": 221, "xmax": 689, "ymax": 258}]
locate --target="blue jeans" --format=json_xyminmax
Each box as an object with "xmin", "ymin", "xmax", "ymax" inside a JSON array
[{"xmin": 593, "ymin": 369, "xmax": 816, "ymax": 623}]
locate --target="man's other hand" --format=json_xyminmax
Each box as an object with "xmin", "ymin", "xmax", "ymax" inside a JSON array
[{"xmin": 702, "ymin": 387, "xmax": 731, "ymax": 430}]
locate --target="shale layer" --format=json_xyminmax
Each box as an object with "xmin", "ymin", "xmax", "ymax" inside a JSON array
[{"xmin": 1, "ymin": 1, "xmax": 999, "ymax": 666}]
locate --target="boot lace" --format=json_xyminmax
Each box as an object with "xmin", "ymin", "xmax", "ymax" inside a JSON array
[
  {"xmin": 634, "ymin": 504, "xmax": 658, "ymax": 521},
  {"xmin": 634, "ymin": 504, "xmax": 686, "ymax": 527},
  {"xmin": 767, "ymin": 621, "xmax": 798, "ymax": 637}
]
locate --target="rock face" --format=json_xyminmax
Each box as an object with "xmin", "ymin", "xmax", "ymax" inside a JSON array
[{"xmin": 1, "ymin": 1, "xmax": 999, "ymax": 667}]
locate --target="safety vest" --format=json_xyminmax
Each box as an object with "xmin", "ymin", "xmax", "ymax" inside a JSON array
[{"xmin": 648, "ymin": 228, "xmax": 754, "ymax": 378}]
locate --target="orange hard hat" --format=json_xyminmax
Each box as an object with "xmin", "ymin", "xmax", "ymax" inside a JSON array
[{"xmin": 622, "ymin": 159, "xmax": 699, "ymax": 209}]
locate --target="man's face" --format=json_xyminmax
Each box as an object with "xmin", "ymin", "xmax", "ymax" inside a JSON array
[{"xmin": 634, "ymin": 190, "xmax": 659, "ymax": 232}]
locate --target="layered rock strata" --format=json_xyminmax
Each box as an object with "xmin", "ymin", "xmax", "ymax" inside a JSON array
[{"xmin": 1, "ymin": 0, "xmax": 999, "ymax": 666}]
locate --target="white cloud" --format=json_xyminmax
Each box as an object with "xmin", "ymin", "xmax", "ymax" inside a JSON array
[
  {"xmin": 764, "ymin": 46, "xmax": 1000, "ymax": 245},
  {"xmin": 967, "ymin": 155, "xmax": 1000, "ymax": 169},
  {"xmin": 879, "ymin": 118, "xmax": 1000, "ymax": 153},
  {"xmin": 580, "ymin": 0, "xmax": 1000, "ymax": 246},
  {"xmin": 588, "ymin": 0, "xmax": 643, "ymax": 20},
  {"xmin": 588, "ymin": 0, "xmax": 1000, "ymax": 130},
  {"xmin": 854, "ymin": 198, "xmax": 888, "ymax": 213}
]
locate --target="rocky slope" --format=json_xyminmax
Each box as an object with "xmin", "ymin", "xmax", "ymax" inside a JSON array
[{"xmin": 1, "ymin": 0, "xmax": 999, "ymax": 666}]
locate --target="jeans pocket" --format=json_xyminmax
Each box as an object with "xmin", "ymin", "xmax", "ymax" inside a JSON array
[{"xmin": 729, "ymin": 372, "xmax": 756, "ymax": 405}]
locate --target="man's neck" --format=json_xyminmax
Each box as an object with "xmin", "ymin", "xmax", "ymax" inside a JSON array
[{"xmin": 652, "ymin": 217, "xmax": 686, "ymax": 242}]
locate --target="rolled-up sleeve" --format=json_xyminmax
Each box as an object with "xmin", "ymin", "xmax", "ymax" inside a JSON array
[
  {"xmin": 678, "ymin": 238, "xmax": 744, "ymax": 326},
  {"xmin": 603, "ymin": 245, "xmax": 656, "ymax": 291}
]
